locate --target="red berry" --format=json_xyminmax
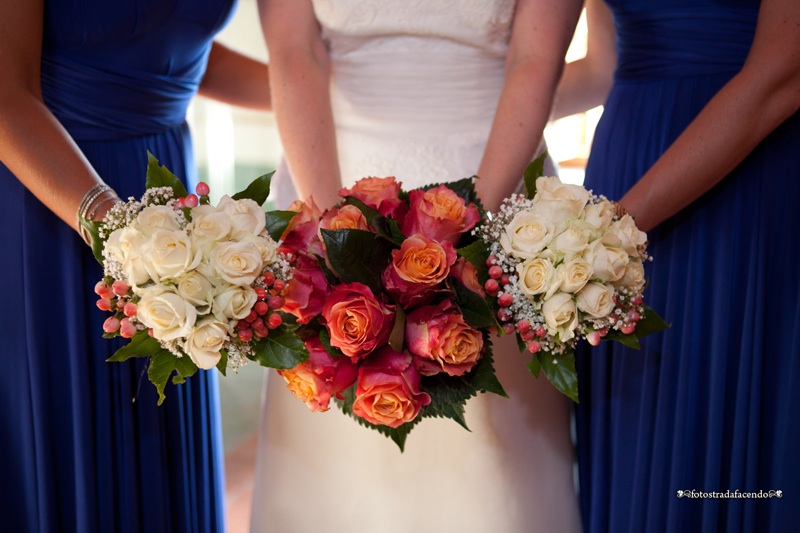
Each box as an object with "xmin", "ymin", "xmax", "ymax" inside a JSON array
[
  {"xmin": 485, "ymin": 255, "xmax": 498, "ymax": 267},
  {"xmin": 103, "ymin": 317, "xmax": 121, "ymax": 333},
  {"xmin": 254, "ymin": 301, "xmax": 269, "ymax": 316},
  {"xmin": 517, "ymin": 319, "xmax": 531, "ymax": 333},
  {"xmin": 497, "ymin": 307, "xmax": 512, "ymax": 322},
  {"xmin": 262, "ymin": 272, "xmax": 276, "ymax": 286},
  {"xmin": 272, "ymin": 279, "xmax": 286, "ymax": 292},
  {"xmin": 527, "ymin": 340, "xmax": 541, "ymax": 353},
  {"xmin": 244, "ymin": 310, "xmax": 258, "ymax": 323},
  {"xmin": 520, "ymin": 329, "xmax": 536, "ymax": 342},
  {"xmin": 123, "ymin": 302, "xmax": 137, "ymax": 317},
  {"xmin": 620, "ymin": 324, "xmax": 636, "ymax": 335},
  {"xmin": 267, "ymin": 295, "xmax": 285, "ymax": 310},
  {"xmin": 96, "ymin": 298, "xmax": 112, "ymax": 311},
  {"xmin": 196, "ymin": 182, "xmax": 210, "ymax": 197},
  {"xmin": 267, "ymin": 313, "xmax": 283, "ymax": 329},
  {"xmin": 254, "ymin": 328, "xmax": 269, "ymax": 339},
  {"xmin": 500, "ymin": 274, "xmax": 510, "ymax": 286},
  {"xmin": 184, "ymin": 194, "xmax": 199, "ymax": 208},
  {"xmin": 502, "ymin": 323, "xmax": 516, "ymax": 335},
  {"xmin": 535, "ymin": 327, "xmax": 548, "ymax": 338},
  {"xmin": 111, "ymin": 280, "xmax": 130, "ymax": 297},
  {"xmin": 254, "ymin": 287, "xmax": 268, "ymax": 300},
  {"xmin": 175, "ymin": 197, "xmax": 186, "ymax": 208},
  {"xmin": 497, "ymin": 293, "xmax": 513, "ymax": 307},
  {"xmin": 119, "ymin": 318, "xmax": 137, "ymax": 339},
  {"xmin": 488, "ymin": 265, "xmax": 503, "ymax": 279},
  {"xmin": 251, "ymin": 318, "xmax": 267, "ymax": 332},
  {"xmin": 484, "ymin": 279, "xmax": 499, "ymax": 293},
  {"xmin": 238, "ymin": 328, "xmax": 253, "ymax": 342}
]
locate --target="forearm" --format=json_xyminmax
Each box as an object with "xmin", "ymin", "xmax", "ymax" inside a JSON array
[
  {"xmin": 198, "ymin": 42, "xmax": 271, "ymax": 111},
  {"xmin": 551, "ymin": 56, "xmax": 613, "ymax": 120}
]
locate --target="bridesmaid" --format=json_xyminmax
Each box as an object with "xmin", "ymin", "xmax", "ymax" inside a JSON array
[
  {"xmin": 0, "ymin": 1, "xmax": 269, "ymax": 531},
  {"xmin": 557, "ymin": 0, "xmax": 800, "ymax": 531}
]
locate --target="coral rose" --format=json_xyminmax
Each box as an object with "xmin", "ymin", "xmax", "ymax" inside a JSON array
[
  {"xmin": 282, "ymin": 254, "xmax": 330, "ymax": 324},
  {"xmin": 352, "ymin": 347, "xmax": 431, "ymax": 428},
  {"xmin": 382, "ymin": 234, "xmax": 457, "ymax": 308},
  {"xmin": 339, "ymin": 177, "xmax": 407, "ymax": 221},
  {"xmin": 281, "ymin": 197, "xmax": 324, "ymax": 257},
  {"xmin": 402, "ymin": 185, "xmax": 480, "ymax": 244},
  {"xmin": 406, "ymin": 300, "xmax": 484, "ymax": 376},
  {"xmin": 450, "ymin": 256, "xmax": 485, "ymax": 296},
  {"xmin": 322, "ymin": 282, "xmax": 396, "ymax": 360},
  {"xmin": 278, "ymin": 337, "xmax": 358, "ymax": 412},
  {"xmin": 319, "ymin": 204, "xmax": 371, "ymax": 232}
]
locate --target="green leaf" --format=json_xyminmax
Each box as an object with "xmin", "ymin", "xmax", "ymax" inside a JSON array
[
  {"xmin": 313, "ymin": 253, "xmax": 340, "ymax": 286},
  {"xmin": 335, "ymin": 385, "xmax": 421, "ymax": 452},
  {"xmin": 634, "ymin": 305, "xmax": 670, "ymax": 339},
  {"xmin": 523, "ymin": 152, "xmax": 548, "ymax": 200},
  {"xmin": 320, "ymin": 229, "xmax": 396, "ymax": 294},
  {"xmin": 387, "ymin": 306, "xmax": 406, "ymax": 353},
  {"xmin": 232, "ymin": 171, "xmax": 275, "ymax": 206},
  {"xmin": 451, "ymin": 279, "xmax": 497, "ymax": 329},
  {"xmin": 420, "ymin": 374, "xmax": 473, "ymax": 430},
  {"xmin": 344, "ymin": 196, "xmax": 405, "ymax": 244},
  {"xmin": 80, "ymin": 217, "xmax": 105, "ymax": 264},
  {"xmin": 468, "ymin": 336, "xmax": 507, "ymax": 397},
  {"xmin": 457, "ymin": 240, "xmax": 490, "ymax": 279},
  {"xmin": 147, "ymin": 349, "xmax": 181, "ymax": 405},
  {"xmin": 251, "ymin": 325, "xmax": 309, "ymax": 369},
  {"xmin": 216, "ymin": 349, "xmax": 229, "ymax": 376},
  {"xmin": 145, "ymin": 151, "xmax": 188, "ymax": 198},
  {"xmin": 319, "ymin": 328, "xmax": 345, "ymax": 358},
  {"xmin": 421, "ymin": 176, "xmax": 480, "ymax": 207},
  {"xmin": 106, "ymin": 331, "xmax": 162, "ymax": 362},
  {"xmin": 536, "ymin": 348, "xmax": 579, "ymax": 403},
  {"xmin": 172, "ymin": 354, "xmax": 198, "ymax": 385},
  {"xmin": 604, "ymin": 329, "xmax": 642, "ymax": 350},
  {"xmin": 527, "ymin": 351, "xmax": 542, "ymax": 377},
  {"xmin": 264, "ymin": 210, "xmax": 297, "ymax": 242}
]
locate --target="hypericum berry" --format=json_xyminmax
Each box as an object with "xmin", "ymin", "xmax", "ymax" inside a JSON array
[
  {"xmin": 251, "ymin": 318, "xmax": 267, "ymax": 332},
  {"xmin": 254, "ymin": 328, "xmax": 269, "ymax": 339},
  {"xmin": 116, "ymin": 299, "xmax": 126, "ymax": 309},
  {"xmin": 497, "ymin": 293, "xmax": 513, "ymax": 307},
  {"xmin": 95, "ymin": 281, "xmax": 113, "ymax": 299},
  {"xmin": 262, "ymin": 272, "xmax": 276, "ymax": 286},
  {"xmin": 520, "ymin": 328, "xmax": 536, "ymax": 342},
  {"xmin": 620, "ymin": 324, "xmax": 636, "ymax": 335},
  {"xmin": 502, "ymin": 323, "xmax": 516, "ymax": 335},
  {"xmin": 119, "ymin": 318, "xmax": 137, "ymax": 339},
  {"xmin": 497, "ymin": 307, "xmax": 512, "ymax": 322},
  {"xmin": 267, "ymin": 313, "xmax": 283, "ymax": 329},
  {"xmin": 526, "ymin": 340, "xmax": 541, "ymax": 353},
  {"xmin": 238, "ymin": 328, "xmax": 253, "ymax": 342},
  {"xmin": 111, "ymin": 280, "xmax": 130, "ymax": 297},
  {"xmin": 272, "ymin": 279, "xmax": 286, "ymax": 292},
  {"xmin": 535, "ymin": 327, "xmax": 548, "ymax": 338},
  {"xmin": 517, "ymin": 319, "xmax": 531, "ymax": 333},
  {"xmin": 196, "ymin": 182, "xmax": 210, "ymax": 197},
  {"xmin": 123, "ymin": 302, "xmax": 137, "ymax": 317},
  {"xmin": 267, "ymin": 295, "xmax": 285, "ymax": 310},
  {"xmin": 175, "ymin": 197, "xmax": 186, "ymax": 208},
  {"xmin": 486, "ymin": 255, "xmax": 498, "ymax": 267},
  {"xmin": 254, "ymin": 301, "xmax": 269, "ymax": 316},
  {"xmin": 500, "ymin": 274, "xmax": 510, "ymax": 287},
  {"xmin": 627, "ymin": 310, "xmax": 641, "ymax": 322},
  {"xmin": 586, "ymin": 331, "xmax": 602, "ymax": 346},
  {"xmin": 488, "ymin": 265, "xmax": 503, "ymax": 279},
  {"xmin": 632, "ymin": 295, "xmax": 643, "ymax": 306},
  {"xmin": 184, "ymin": 194, "xmax": 199, "ymax": 208},
  {"xmin": 96, "ymin": 298, "xmax": 113, "ymax": 311},
  {"xmin": 103, "ymin": 316, "xmax": 121, "ymax": 333},
  {"xmin": 484, "ymin": 279, "xmax": 499, "ymax": 294},
  {"xmin": 244, "ymin": 310, "xmax": 258, "ymax": 323},
  {"xmin": 254, "ymin": 287, "xmax": 268, "ymax": 300}
]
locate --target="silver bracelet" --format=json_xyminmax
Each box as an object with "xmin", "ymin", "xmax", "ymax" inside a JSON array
[{"xmin": 76, "ymin": 184, "xmax": 112, "ymax": 225}]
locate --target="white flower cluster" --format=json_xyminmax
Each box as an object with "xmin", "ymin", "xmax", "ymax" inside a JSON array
[
  {"xmin": 476, "ymin": 176, "xmax": 650, "ymax": 355},
  {"xmin": 101, "ymin": 191, "xmax": 286, "ymax": 370}
]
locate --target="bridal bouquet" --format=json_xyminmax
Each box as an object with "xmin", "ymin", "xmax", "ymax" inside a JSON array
[
  {"xmin": 471, "ymin": 157, "xmax": 667, "ymax": 402},
  {"xmin": 275, "ymin": 176, "xmax": 504, "ymax": 449},
  {"xmin": 83, "ymin": 153, "xmax": 307, "ymax": 403}
]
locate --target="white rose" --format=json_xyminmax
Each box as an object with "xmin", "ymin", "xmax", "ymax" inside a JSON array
[
  {"xmin": 559, "ymin": 257, "xmax": 593, "ymax": 293},
  {"xmin": 533, "ymin": 176, "xmax": 591, "ymax": 231},
  {"xmin": 517, "ymin": 257, "xmax": 555, "ymax": 298},
  {"xmin": 217, "ymin": 195, "xmax": 266, "ymax": 236},
  {"xmin": 576, "ymin": 282, "xmax": 615, "ymax": 319},
  {"xmin": 610, "ymin": 215, "xmax": 647, "ymax": 256},
  {"xmin": 213, "ymin": 284, "xmax": 258, "ymax": 320},
  {"xmin": 541, "ymin": 292, "xmax": 579, "ymax": 341},
  {"xmin": 135, "ymin": 205, "xmax": 182, "ymax": 235},
  {"xmin": 141, "ymin": 229, "xmax": 202, "ymax": 283},
  {"xmin": 618, "ymin": 260, "xmax": 646, "ymax": 291},
  {"xmin": 586, "ymin": 240, "xmax": 629, "ymax": 282},
  {"xmin": 105, "ymin": 226, "xmax": 151, "ymax": 286},
  {"xmin": 500, "ymin": 210, "xmax": 554, "ymax": 259},
  {"xmin": 548, "ymin": 225, "xmax": 591, "ymax": 257},
  {"xmin": 136, "ymin": 285, "xmax": 197, "ymax": 341},
  {"xmin": 188, "ymin": 204, "xmax": 232, "ymax": 253},
  {"xmin": 210, "ymin": 241, "xmax": 264, "ymax": 286},
  {"xmin": 583, "ymin": 201, "xmax": 615, "ymax": 234},
  {"xmin": 177, "ymin": 270, "xmax": 214, "ymax": 312},
  {"xmin": 185, "ymin": 318, "xmax": 230, "ymax": 369},
  {"xmin": 241, "ymin": 233, "xmax": 278, "ymax": 266}
]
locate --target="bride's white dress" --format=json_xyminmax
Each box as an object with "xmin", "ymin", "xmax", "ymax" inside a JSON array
[{"xmin": 252, "ymin": 1, "xmax": 581, "ymax": 532}]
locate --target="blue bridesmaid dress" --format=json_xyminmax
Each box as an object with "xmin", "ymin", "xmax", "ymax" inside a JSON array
[
  {"xmin": 0, "ymin": 1, "xmax": 236, "ymax": 531},
  {"xmin": 576, "ymin": 0, "xmax": 800, "ymax": 531}
]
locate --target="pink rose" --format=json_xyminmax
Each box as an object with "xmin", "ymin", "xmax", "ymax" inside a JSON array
[
  {"xmin": 319, "ymin": 204, "xmax": 371, "ymax": 232},
  {"xmin": 322, "ymin": 282, "xmax": 396, "ymax": 360},
  {"xmin": 382, "ymin": 234, "xmax": 457, "ymax": 309},
  {"xmin": 352, "ymin": 347, "xmax": 431, "ymax": 428},
  {"xmin": 406, "ymin": 299, "xmax": 484, "ymax": 376},
  {"xmin": 450, "ymin": 256, "xmax": 485, "ymax": 296},
  {"xmin": 282, "ymin": 254, "xmax": 330, "ymax": 324},
  {"xmin": 402, "ymin": 185, "xmax": 480, "ymax": 244},
  {"xmin": 339, "ymin": 177, "xmax": 407, "ymax": 221},
  {"xmin": 277, "ymin": 337, "xmax": 358, "ymax": 412},
  {"xmin": 281, "ymin": 197, "xmax": 324, "ymax": 257}
]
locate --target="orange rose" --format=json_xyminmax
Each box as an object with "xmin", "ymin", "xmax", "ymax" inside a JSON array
[
  {"xmin": 281, "ymin": 254, "xmax": 329, "ymax": 324},
  {"xmin": 402, "ymin": 185, "xmax": 480, "ymax": 244},
  {"xmin": 352, "ymin": 347, "xmax": 431, "ymax": 428},
  {"xmin": 406, "ymin": 299, "xmax": 484, "ymax": 376},
  {"xmin": 278, "ymin": 337, "xmax": 358, "ymax": 412},
  {"xmin": 281, "ymin": 197, "xmax": 324, "ymax": 257},
  {"xmin": 322, "ymin": 282, "xmax": 396, "ymax": 360},
  {"xmin": 319, "ymin": 204, "xmax": 371, "ymax": 232},
  {"xmin": 450, "ymin": 256, "xmax": 485, "ymax": 296},
  {"xmin": 382, "ymin": 234, "xmax": 457, "ymax": 308},
  {"xmin": 339, "ymin": 177, "xmax": 407, "ymax": 221}
]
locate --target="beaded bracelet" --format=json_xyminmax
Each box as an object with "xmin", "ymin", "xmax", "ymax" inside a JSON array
[{"xmin": 76, "ymin": 183, "xmax": 118, "ymax": 245}]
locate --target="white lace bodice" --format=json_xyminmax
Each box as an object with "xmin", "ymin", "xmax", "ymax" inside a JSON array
[{"xmin": 307, "ymin": 0, "xmax": 519, "ymax": 191}]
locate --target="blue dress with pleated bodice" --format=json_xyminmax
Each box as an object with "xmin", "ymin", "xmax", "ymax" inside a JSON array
[
  {"xmin": 0, "ymin": 1, "xmax": 236, "ymax": 531},
  {"xmin": 577, "ymin": 0, "xmax": 800, "ymax": 531}
]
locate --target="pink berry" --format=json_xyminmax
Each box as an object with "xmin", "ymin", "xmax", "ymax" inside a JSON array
[
  {"xmin": 123, "ymin": 302, "xmax": 137, "ymax": 317},
  {"xmin": 497, "ymin": 293, "xmax": 513, "ymax": 307},
  {"xmin": 251, "ymin": 318, "xmax": 267, "ymax": 332},
  {"xmin": 267, "ymin": 295, "xmax": 285, "ymax": 310},
  {"xmin": 620, "ymin": 324, "xmax": 636, "ymax": 335},
  {"xmin": 254, "ymin": 287, "xmax": 268, "ymax": 300},
  {"xmin": 262, "ymin": 272, "xmax": 276, "ymax": 286},
  {"xmin": 517, "ymin": 319, "xmax": 531, "ymax": 333},
  {"xmin": 500, "ymin": 274, "xmax": 510, "ymax": 286},
  {"xmin": 587, "ymin": 331, "xmax": 602, "ymax": 346},
  {"xmin": 254, "ymin": 301, "xmax": 269, "ymax": 316},
  {"xmin": 119, "ymin": 318, "xmax": 137, "ymax": 339},
  {"xmin": 502, "ymin": 323, "xmax": 516, "ymax": 335},
  {"xmin": 95, "ymin": 282, "xmax": 114, "ymax": 299},
  {"xmin": 632, "ymin": 295, "xmax": 643, "ymax": 306},
  {"xmin": 116, "ymin": 299, "xmax": 125, "ymax": 309},
  {"xmin": 485, "ymin": 256, "xmax": 498, "ymax": 267},
  {"xmin": 267, "ymin": 313, "xmax": 283, "ymax": 329},
  {"xmin": 254, "ymin": 328, "xmax": 269, "ymax": 339},
  {"xmin": 535, "ymin": 327, "xmax": 548, "ymax": 338},
  {"xmin": 196, "ymin": 182, "xmax": 210, "ymax": 197},
  {"xmin": 527, "ymin": 340, "xmax": 541, "ymax": 353},
  {"xmin": 103, "ymin": 316, "xmax": 121, "ymax": 333},
  {"xmin": 175, "ymin": 197, "xmax": 186, "ymax": 208},
  {"xmin": 627, "ymin": 310, "xmax": 641, "ymax": 322},
  {"xmin": 497, "ymin": 307, "xmax": 512, "ymax": 322},
  {"xmin": 272, "ymin": 279, "xmax": 286, "ymax": 292},
  {"xmin": 96, "ymin": 298, "xmax": 113, "ymax": 311},
  {"xmin": 244, "ymin": 310, "xmax": 258, "ymax": 323},
  {"xmin": 488, "ymin": 265, "xmax": 503, "ymax": 279},
  {"xmin": 238, "ymin": 328, "xmax": 253, "ymax": 342},
  {"xmin": 520, "ymin": 328, "xmax": 536, "ymax": 342},
  {"xmin": 184, "ymin": 194, "xmax": 199, "ymax": 208},
  {"xmin": 484, "ymin": 279, "xmax": 499, "ymax": 294},
  {"xmin": 111, "ymin": 280, "xmax": 130, "ymax": 296}
]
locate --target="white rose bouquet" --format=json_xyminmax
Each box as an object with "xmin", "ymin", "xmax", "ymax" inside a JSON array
[
  {"xmin": 467, "ymin": 155, "xmax": 667, "ymax": 401},
  {"xmin": 83, "ymin": 153, "xmax": 308, "ymax": 403}
]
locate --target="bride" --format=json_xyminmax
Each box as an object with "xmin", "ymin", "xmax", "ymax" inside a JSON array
[{"xmin": 252, "ymin": 1, "xmax": 583, "ymax": 531}]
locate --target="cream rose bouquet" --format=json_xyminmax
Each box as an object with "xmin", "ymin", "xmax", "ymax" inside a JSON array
[
  {"xmin": 275, "ymin": 176, "xmax": 505, "ymax": 450},
  {"xmin": 83, "ymin": 153, "xmax": 307, "ymax": 403},
  {"xmin": 469, "ymin": 156, "xmax": 668, "ymax": 402}
]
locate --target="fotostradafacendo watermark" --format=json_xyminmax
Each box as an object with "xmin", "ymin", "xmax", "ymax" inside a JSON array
[{"xmin": 677, "ymin": 490, "xmax": 782, "ymax": 499}]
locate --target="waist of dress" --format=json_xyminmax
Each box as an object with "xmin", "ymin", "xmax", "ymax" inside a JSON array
[
  {"xmin": 614, "ymin": 7, "xmax": 757, "ymax": 80},
  {"xmin": 328, "ymin": 40, "xmax": 506, "ymax": 133},
  {"xmin": 41, "ymin": 52, "xmax": 199, "ymax": 140}
]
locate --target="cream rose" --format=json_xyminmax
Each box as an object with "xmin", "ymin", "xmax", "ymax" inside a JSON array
[
  {"xmin": 177, "ymin": 270, "xmax": 214, "ymax": 312},
  {"xmin": 135, "ymin": 205, "xmax": 182, "ymax": 235},
  {"xmin": 213, "ymin": 284, "xmax": 258, "ymax": 320},
  {"xmin": 558, "ymin": 257, "xmax": 593, "ymax": 293},
  {"xmin": 541, "ymin": 292, "xmax": 579, "ymax": 341},
  {"xmin": 185, "ymin": 318, "xmax": 229, "ymax": 369},
  {"xmin": 583, "ymin": 200, "xmax": 615, "ymax": 233},
  {"xmin": 576, "ymin": 282, "xmax": 616, "ymax": 319},
  {"xmin": 548, "ymin": 225, "xmax": 591, "ymax": 257},
  {"xmin": 533, "ymin": 176, "xmax": 591, "ymax": 230},
  {"xmin": 210, "ymin": 241, "xmax": 264, "ymax": 286},
  {"xmin": 105, "ymin": 226, "xmax": 150, "ymax": 286},
  {"xmin": 241, "ymin": 233, "xmax": 278, "ymax": 266},
  {"xmin": 610, "ymin": 215, "xmax": 647, "ymax": 256},
  {"xmin": 189, "ymin": 204, "xmax": 232, "ymax": 253},
  {"xmin": 618, "ymin": 260, "xmax": 646, "ymax": 291},
  {"xmin": 500, "ymin": 210, "xmax": 554, "ymax": 259},
  {"xmin": 587, "ymin": 241, "xmax": 629, "ymax": 282},
  {"xmin": 136, "ymin": 285, "xmax": 197, "ymax": 341},
  {"xmin": 517, "ymin": 257, "xmax": 555, "ymax": 298},
  {"xmin": 141, "ymin": 229, "xmax": 202, "ymax": 283},
  {"xmin": 217, "ymin": 195, "xmax": 266, "ymax": 236}
]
